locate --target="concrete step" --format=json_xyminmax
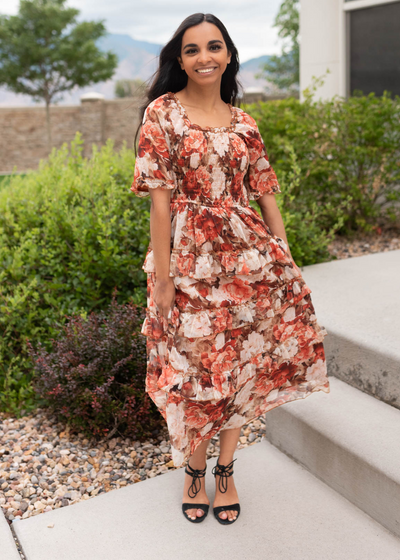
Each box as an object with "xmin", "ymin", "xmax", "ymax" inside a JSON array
[
  {"xmin": 264, "ymin": 375, "xmax": 400, "ymax": 539},
  {"xmin": 13, "ymin": 439, "xmax": 400, "ymax": 560},
  {"xmin": 300, "ymin": 249, "xmax": 400, "ymax": 408}
]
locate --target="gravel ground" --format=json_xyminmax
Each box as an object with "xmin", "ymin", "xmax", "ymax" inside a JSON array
[
  {"xmin": 327, "ymin": 229, "xmax": 400, "ymax": 260},
  {"xmin": 1, "ymin": 229, "xmax": 399, "ymax": 546}
]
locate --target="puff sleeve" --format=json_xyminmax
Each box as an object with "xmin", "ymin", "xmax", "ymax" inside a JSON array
[
  {"xmin": 131, "ymin": 100, "xmax": 176, "ymax": 198},
  {"xmin": 244, "ymin": 116, "xmax": 281, "ymax": 200}
]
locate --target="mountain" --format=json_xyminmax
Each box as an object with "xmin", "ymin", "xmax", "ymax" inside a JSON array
[
  {"xmin": 0, "ymin": 33, "xmax": 273, "ymax": 106},
  {"xmin": 97, "ymin": 33, "xmax": 162, "ymax": 60},
  {"xmin": 239, "ymin": 55, "xmax": 272, "ymax": 92}
]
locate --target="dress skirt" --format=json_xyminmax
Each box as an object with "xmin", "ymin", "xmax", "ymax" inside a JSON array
[{"xmin": 140, "ymin": 216, "xmax": 330, "ymax": 468}]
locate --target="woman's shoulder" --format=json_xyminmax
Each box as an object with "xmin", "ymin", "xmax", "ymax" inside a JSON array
[
  {"xmin": 233, "ymin": 105, "xmax": 259, "ymax": 130},
  {"xmin": 232, "ymin": 106, "xmax": 262, "ymax": 139},
  {"xmin": 143, "ymin": 92, "xmax": 175, "ymax": 122}
]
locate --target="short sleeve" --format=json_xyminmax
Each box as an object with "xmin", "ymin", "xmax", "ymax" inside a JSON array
[
  {"xmin": 244, "ymin": 118, "xmax": 281, "ymax": 201},
  {"xmin": 131, "ymin": 100, "xmax": 176, "ymax": 198}
]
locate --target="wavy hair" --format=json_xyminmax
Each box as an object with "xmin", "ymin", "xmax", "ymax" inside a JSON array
[{"xmin": 133, "ymin": 13, "xmax": 243, "ymax": 155}]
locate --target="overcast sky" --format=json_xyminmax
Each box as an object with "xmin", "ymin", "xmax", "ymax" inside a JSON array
[{"xmin": 1, "ymin": 0, "xmax": 284, "ymax": 62}]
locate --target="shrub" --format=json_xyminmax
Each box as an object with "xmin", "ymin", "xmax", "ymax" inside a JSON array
[
  {"xmin": 245, "ymin": 88, "xmax": 400, "ymax": 235},
  {"xmin": 27, "ymin": 290, "xmax": 165, "ymax": 440},
  {"xmin": 0, "ymin": 134, "xmax": 149, "ymax": 415},
  {"xmin": 250, "ymin": 139, "xmax": 345, "ymax": 266}
]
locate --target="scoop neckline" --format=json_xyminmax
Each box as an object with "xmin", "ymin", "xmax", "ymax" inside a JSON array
[{"xmin": 169, "ymin": 91, "xmax": 236, "ymax": 132}]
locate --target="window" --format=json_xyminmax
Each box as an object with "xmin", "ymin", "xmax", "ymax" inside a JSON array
[{"xmin": 349, "ymin": 2, "xmax": 400, "ymax": 96}]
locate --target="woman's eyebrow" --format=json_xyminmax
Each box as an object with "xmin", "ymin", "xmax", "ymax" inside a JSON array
[{"xmin": 183, "ymin": 39, "xmax": 223, "ymax": 49}]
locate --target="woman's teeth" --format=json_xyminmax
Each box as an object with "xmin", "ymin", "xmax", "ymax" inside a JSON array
[{"xmin": 197, "ymin": 68, "xmax": 216, "ymax": 74}]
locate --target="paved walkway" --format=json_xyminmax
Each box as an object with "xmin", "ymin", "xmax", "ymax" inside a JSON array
[{"xmin": 11, "ymin": 439, "xmax": 400, "ymax": 560}]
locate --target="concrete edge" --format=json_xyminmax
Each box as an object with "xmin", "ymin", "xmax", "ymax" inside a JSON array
[
  {"xmin": 324, "ymin": 328, "xmax": 400, "ymax": 409},
  {"xmin": 0, "ymin": 510, "xmax": 21, "ymax": 560}
]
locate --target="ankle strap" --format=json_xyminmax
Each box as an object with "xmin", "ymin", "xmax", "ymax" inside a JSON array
[
  {"xmin": 185, "ymin": 463, "xmax": 207, "ymax": 499},
  {"xmin": 212, "ymin": 458, "xmax": 237, "ymax": 493}
]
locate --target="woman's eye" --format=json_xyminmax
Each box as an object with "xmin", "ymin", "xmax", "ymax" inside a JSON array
[{"xmin": 184, "ymin": 45, "xmax": 222, "ymax": 55}]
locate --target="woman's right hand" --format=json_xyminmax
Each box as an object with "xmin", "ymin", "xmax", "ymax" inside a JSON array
[{"xmin": 153, "ymin": 277, "xmax": 176, "ymax": 321}]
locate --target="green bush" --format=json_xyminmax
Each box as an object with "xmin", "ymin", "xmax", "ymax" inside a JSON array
[
  {"xmin": 244, "ymin": 89, "xmax": 400, "ymax": 235},
  {"xmin": 0, "ymin": 135, "xmax": 149, "ymax": 416},
  {"xmin": 0, "ymin": 173, "xmax": 26, "ymax": 190},
  {"xmin": 250, "ymin": 139, "xmax": 344, "ymax": 265}
]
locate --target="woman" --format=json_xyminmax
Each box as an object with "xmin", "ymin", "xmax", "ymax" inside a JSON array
[{"xmin": 131, "ymin": 13, "xmax": 330, "ymax": 525}]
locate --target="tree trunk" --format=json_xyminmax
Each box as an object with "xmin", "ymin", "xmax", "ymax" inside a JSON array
[{"xmin": 45, "ymin": 100, "xmax": 52, "ymax": 150}]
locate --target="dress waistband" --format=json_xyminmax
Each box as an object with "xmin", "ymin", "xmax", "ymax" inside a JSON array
[{"xmin": 170, "ymin": 199, "xmax": 249, "ymax": 208}]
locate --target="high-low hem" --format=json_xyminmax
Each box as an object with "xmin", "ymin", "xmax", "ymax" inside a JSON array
[{"xmin": 147, "ymin": 372, "xmax": 330, "ymax": 468}]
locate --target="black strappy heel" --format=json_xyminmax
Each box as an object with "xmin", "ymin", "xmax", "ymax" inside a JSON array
[
  {"xmin": 182, "ymin": 462, "xmax": 210, "ymax": 523},
  {"xmin": 211, "ymin": 457, "xmax": 240, "ymax": 525}
]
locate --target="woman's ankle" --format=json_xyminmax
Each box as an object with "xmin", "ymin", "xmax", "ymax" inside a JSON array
[
  {"xmin": 217, "ymin": 454, "xmax": 235, "ymax": 466},
  {"xmin": 188, "ymin": 457, "xmax": 207, "ymax": 470}
]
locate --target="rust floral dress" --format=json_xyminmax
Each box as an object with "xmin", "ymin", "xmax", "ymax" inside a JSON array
[{"xmin": 131, "ymin": 91, "xmax": 330, "ymax": 467}]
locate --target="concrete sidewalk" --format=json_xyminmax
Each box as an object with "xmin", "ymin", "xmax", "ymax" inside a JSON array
[{"xmin": 12, "ymin": 439, "xmax": 400, "ymax": 560}]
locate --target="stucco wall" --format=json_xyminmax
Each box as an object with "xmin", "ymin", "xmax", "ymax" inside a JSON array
[{"xmin": 300, "ymin": 0, "xmax": 343, "ymax": 101}]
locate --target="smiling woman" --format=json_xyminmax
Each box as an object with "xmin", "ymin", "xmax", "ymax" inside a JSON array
[{"xmin": 131, "ymin": 12, "xmax": 330, "ymax": 526}]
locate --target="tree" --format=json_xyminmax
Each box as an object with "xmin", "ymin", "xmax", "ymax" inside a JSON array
[
  {"xmin": 115, "ymin": 78, "xmax": 146, "ymax": 99},
  {"xmin": 0, "ymin": 0, "xmax": 118, "ymax": 147},
  {"xmin": 256, "ymin": 0, "xmax": 300, "ymax": 93}
]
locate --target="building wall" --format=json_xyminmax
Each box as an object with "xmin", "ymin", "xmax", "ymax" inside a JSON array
[
  {"xmin": 300, "ymin": 0, "xmax": 343, "ymax": 101},
  {"xmin": 300, "ymin": 0, "xmax": 400, "ymax": 101},
  {"xmin": 0, "ymin": 96, "xmax": 142, "ymax": 174}
]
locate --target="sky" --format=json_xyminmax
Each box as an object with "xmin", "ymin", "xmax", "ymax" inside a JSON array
[{"xmin": 1, "ymin": 0, "xmax": 285, "ymax": 63}]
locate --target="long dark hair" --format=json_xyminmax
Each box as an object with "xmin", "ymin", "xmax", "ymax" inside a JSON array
[{"xmin": 133, "ymin": 13, "xmax": 243, "ymax": 155}]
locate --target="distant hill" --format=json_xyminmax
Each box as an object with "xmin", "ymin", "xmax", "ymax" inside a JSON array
[
  {"xmin": 241, "ymin": 55, "xmax": 272, "ymax": 72},
  {"xmin": 239, "ymin": 55, "xmax": 272, "ymax": 93},
  {"xmin": 0, "ymin": 33, "xmax": 273, "ymax": 106},
  {"xmin": 97, "ymin": 33, "xmax": 162, "ymax": 60}
]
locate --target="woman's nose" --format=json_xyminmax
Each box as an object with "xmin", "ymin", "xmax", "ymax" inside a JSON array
[{"xmin": 197, "ymin": 49, "xmax": 212, "ymax": 64}]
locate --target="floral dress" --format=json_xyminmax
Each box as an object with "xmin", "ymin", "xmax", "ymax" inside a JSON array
[{"xmin": 131, "ymin": 91, "xmax": 330, "ymax": 467}]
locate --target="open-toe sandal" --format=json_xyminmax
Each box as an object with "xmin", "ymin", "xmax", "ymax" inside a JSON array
[
  {"xmin": 182, "ymin": 462, "xmax": 209, "ymax": 523},
  {"xmin": 212, "ymin": 457, "xmax": 240, "ymax": 525}
]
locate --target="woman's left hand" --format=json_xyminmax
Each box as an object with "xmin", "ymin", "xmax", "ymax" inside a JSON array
[{"xmin": 289, "ymin": 253, "xmax": 301, "ymax": 272}]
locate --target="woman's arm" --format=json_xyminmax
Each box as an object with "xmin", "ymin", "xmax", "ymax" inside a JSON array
[
  {"xmin": 256, "ymin": 193, "xmax": 294, "ymax": 260},
  {"xmin": 149, "ymin": 187, "xmax": 176, "ymax": 320}
]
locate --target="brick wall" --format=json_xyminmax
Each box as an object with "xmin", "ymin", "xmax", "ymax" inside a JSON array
[
  {"xmin": 0, "ymin": 94, "xmax": 142, "ymax": 173},
  {"xmin": 0, "ymin": 92, "xmax": 295, "ymax": 174}
]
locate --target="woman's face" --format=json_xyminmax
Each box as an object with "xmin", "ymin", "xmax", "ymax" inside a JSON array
[{"xmin": 177, "ymin": 21, "xmax": 232, "ymax": 86}]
